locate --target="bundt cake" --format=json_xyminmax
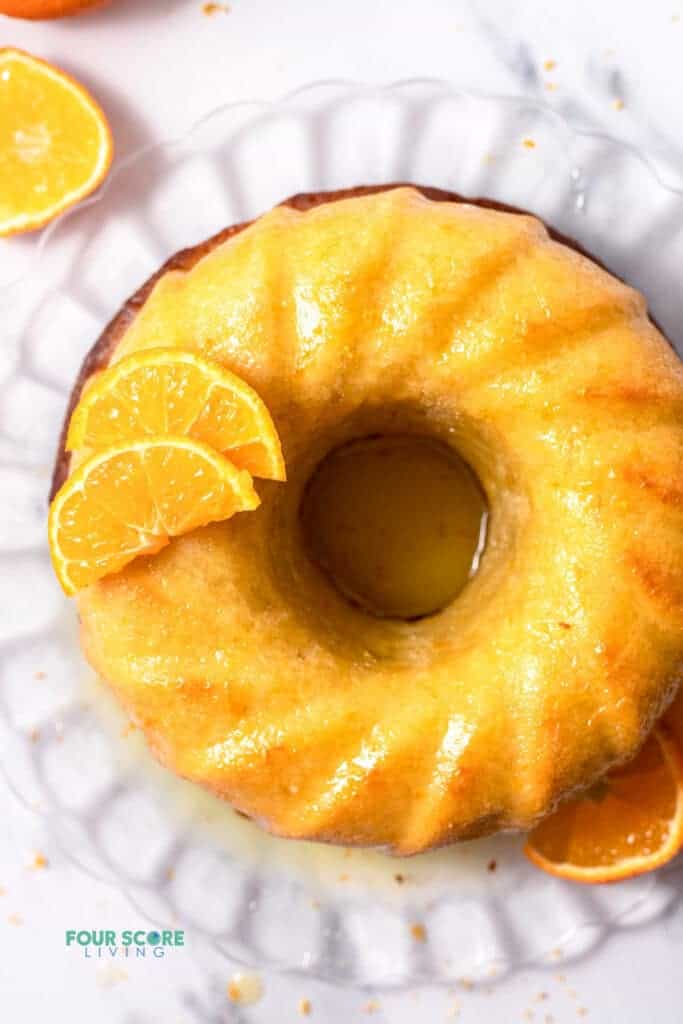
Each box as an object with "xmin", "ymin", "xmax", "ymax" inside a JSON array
[{"xmin": 53, "ymin": 185, "xmax": 683, "ymax": 854}]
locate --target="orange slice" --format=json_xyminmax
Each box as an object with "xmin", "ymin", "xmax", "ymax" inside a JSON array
[
  {"xmin": 67, "ymin": 349, "xmax": 286, "ymax": 481},
  {"xmin": 525, "ymin": 727, "xmax": 683, "ymax": 883},
  {"xmin": 0, "ymin": 0, "xmax": 109, "ymax": 17},
  {"xmin": 48, "ymin": 437, "xmax": 260, "ymax": 595},
  {"xmin": 0, "ymin": 49, "xmax": 112, "ymax": 236}
]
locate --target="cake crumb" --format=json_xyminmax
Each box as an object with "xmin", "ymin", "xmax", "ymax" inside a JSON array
[
  {"xmin": 487, "ymin": 859, "xmax": 497, "ymax": 872},
  {"xmin": 523, "ymin": 138, "xmax": 537, "ymax": 149},
  {"xmin": 201, "ymin": 2, "xmax": 230, "ymax": 13},
  {"xmin": 613, "ymin": 98, "xmax": 625, "ymax": 111},
  {"xmin": 410, "ymin": 922, "xmax": 427, "ymax": 942},
  {"xmin": 34, "ymin": 671, "xmax": 46, "ymax": 680},
  {"xmin": 394, "ymin": 872, "xmax": 405, "ymax": 884},
  {"xmin": 338, "ymin": 873, "xmax": 349, "ymax": 882},
  {"xmin": 543, "ymin": 59, "xmax": 557, "ymax": 71},
  {"xmin": 227, "ymin": 972, "xmax": 263, "ymax": 1006},
  {"xmin": 362, "ymin": 1000, "xmax": 380, "ymax": 1014},
  {"xmin": 544, "ymin": 82, "xmax": 558, "ymax": 91},
  {"xmin": 298, "ymin": 998, "xmax": 312, "ymax": 1016},
  {"xmin": 8, "ymin": 913, "xmax": 23, "ymax": 926},
  {"xmin": 459, "ymin": 978, "xmax": 474, "ymax": 991},
  {"xmin": 97, "ymin": 964, "xmax": 128, "ymax": 989},
  {"xmin": 30, "ymin": 852, "xmax": 48, "ymax": 870},
  {"xmin": 535, "ymin": 992, "xmax": 549, "ymax": 1002},
  {"xmin": 165, "ymin": 866, "xmax": 175, "ymax": 881},
  {"xmin": 28, "ymin": 728, "xmax": 41, "ymax": 743},
  {"xmin": 577, "ymin": 1010, "xmax": 588, "ymax": 1018}
]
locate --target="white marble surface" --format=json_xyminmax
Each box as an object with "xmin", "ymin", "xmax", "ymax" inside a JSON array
[{"xmin": 2, "ymin": 1, "xmax": 683, "ymax": 1021}]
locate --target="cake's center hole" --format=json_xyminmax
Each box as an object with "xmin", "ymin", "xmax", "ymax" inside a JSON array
[{"xmin": 301, "ymin": 435, "xmax": 487, "ymax": 620}]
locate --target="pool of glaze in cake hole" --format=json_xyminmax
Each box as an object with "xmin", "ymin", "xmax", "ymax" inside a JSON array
[{"xmin": 300, "ymin": 433, "xmax": 488, "ymax": 622}]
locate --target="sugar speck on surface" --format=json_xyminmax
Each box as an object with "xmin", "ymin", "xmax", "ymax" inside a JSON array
[
  {"xmin": 202, "ymin": 2, "xmax": 230, "ymax": 14},
  {"xmin": 523, "ymin": 138, "xmax": 537, "ymax": 149},
  {"xmin": 227, "ymin": 972, "xmax": 263, "ymax": 1006}
]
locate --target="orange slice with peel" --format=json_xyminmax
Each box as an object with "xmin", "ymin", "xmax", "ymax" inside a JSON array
[
  {"xmin": 48, "ymin": 437, "xmax": 260, "ymax": 595},
  {"xmin": 525, "ymin": 727, "xmax": 683, "ymax": 883},
  {"xmin": 67, "ymin": 349, "xmax": 286, "ymax": 481},
  {"xmin": 0, "ymin": 48, "xmax": 112, "ymax": 236}
]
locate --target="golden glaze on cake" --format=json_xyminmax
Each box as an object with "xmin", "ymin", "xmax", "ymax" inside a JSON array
[{"xmin": 57, "ymin": 186, "xmax": 683, "ymax": 854}]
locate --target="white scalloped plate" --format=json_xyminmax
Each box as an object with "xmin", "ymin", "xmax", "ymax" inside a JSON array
[{"xmin": 1, "ymin": 80, "xmax": 682, "ymax": 988}]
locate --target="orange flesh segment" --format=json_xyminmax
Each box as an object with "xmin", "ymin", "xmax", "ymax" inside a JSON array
[
  {"xmin": 0, "ymin": 48, "xmax": 112, "ymax": 236},
  {"xmin": 66, "ymin": 348, "xmax": 285, "ymax": 481},
  {"xmin": 525, "ymin": 727, "xmax": 683, "ymax": 882},
  {"xmin": 48, "ymin": 437, "xmax": 260, "ymax": 595}
]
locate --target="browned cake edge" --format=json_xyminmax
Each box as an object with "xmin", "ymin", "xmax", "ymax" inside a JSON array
[{"xmin": 48, "ymin": 183, "xmax": 637, "ymax": 499}]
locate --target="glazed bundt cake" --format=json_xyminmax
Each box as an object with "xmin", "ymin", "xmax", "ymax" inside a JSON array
[{"xmin": 53, "ymin": 186, "xmax": 683, "ymax": 854}]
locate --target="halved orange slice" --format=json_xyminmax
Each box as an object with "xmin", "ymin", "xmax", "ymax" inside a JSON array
[
  {"xmin": 67, "ymin": 349, "xmax": 286, "ymax": 481},
  {"xmin": 48, "ymin": 437, "xmax": 260, "ymax": 595},
  {"xmin": 0, "ymin": 49, "xmax": 112, "ymax": 236},
  {"xmin": 525, "ymin": 727, "xmax": 683, "ymax": 883}
]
